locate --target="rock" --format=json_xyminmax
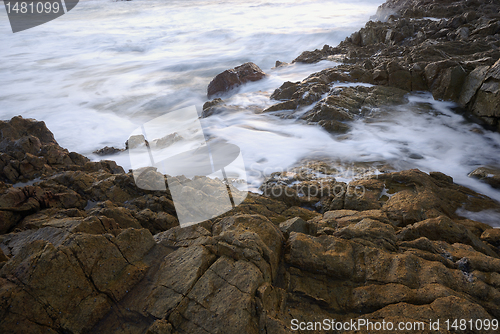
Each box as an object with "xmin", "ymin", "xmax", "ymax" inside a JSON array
[
  {"xmin": 335, "ymin": 217, "xmax": 397, "ymax": 251},
  {"xmin": 425, "ymin": 60, "xmax": 467, "ymax": 101},
  {"xmin": 286, "ymin": 232, "xmax": 355, "ymax": 279},
  {"xmin": 4, "ymin": 0, "xmax": 500, "ymax": 331},
  {"xmin": 280, "ymin": 0, "xmax": 500, "ymax": 131},
  {"xmin": 292, "ymin": 45, "xmax": 336, "ymax": 64},
  {"xmin": 481, "ymin": 228, "xmax": 500, "ymax": 247},
  {"xmin": 270, "ymin": 81, "xmax": 300, "ymax": 101},
  {"xmin": 152, "ymin": 132, "xmax": 183, "ymax": 149},
  {"xmin": 397, "ymin": 215, "xmax": 496, "ymax": 257},
  {"xmin": 125, "ymin": 134, "xmax": 149, "ymax": 150},
  {"xmin": 274, "ymin": 60, "xmax": 289, "ymax": 68},
  {"xmin": 202, "ymin": 97, "xmax": 223, "ymax": 111},
  {"xmin": 0, "ymin": 117, "xmax": 93, "ymax": 183},
  {"xmin": 317, "ymin": 119, "xmax": 351, "ymax": 134},
  {"xmin": 93, "ymin": 146, "xmax": 124, "ymax": 156},
  {"xmin": 301, "ymin": 85, "xmax": 409, "ymax": 123},
  {"xmin": 469, "ymin": 166, "xmax": 500, "ymax": 188},
  {"xmin": 279, "ymin": 217, "xmax": 316, "ymax": 238},
  {"xmin": 471, "ymin": 59, "xmax": 500, "ymax": 127},
  {"xmin": 207, "ymin": 62, "xmax": 266, "ymax": 98}
]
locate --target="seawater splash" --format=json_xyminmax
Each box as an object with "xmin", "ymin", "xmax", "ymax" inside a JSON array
[{"xmin": 199, "ymin": 91, "xmax": 500, "ymax": 205}]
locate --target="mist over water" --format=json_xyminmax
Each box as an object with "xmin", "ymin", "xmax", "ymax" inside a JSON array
[{"xmin": 1, "ymin": 0, "xmax": 500, "ymax": 209}]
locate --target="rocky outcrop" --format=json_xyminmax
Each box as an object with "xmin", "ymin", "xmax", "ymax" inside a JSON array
[
  {"xmin": 0, "ymin": 116, "xmax": 124, "ymax": 185},
  {"xmin": 207, "ymin": 62, "xmax": 266, "ymax": 98},
  {"xmin": 4, "ymin": 0, "xmax": 500, "ymax": 331},
  {"xmin": 1, "ymin": 115, "xmax": 500, "ymax": 333}
]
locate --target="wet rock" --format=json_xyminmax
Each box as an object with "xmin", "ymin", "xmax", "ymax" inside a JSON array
[
  {"xmin": 317, "ymin": 119, "xmax": 351, "ymax": 134},
  {"xmin": 126, "ymin": 134, "xmax": 149, "ymax": 150},
  {"xmin": 0, "ymin": 116, "xmax": 125, "ymax": 184},
  {"xmin": 282, "ymin": 0, "xmax": 500, "ymax": 131},
  {"xmin": 301, "ymin": 85, "xmax": 408, "ymax": 123},
  {"xmin": 207, "ymin": 62, "xmax": 266, "ymax": 98},
  {"xmin": 469, "ymin": 166, "xmax": 500, "ymax": 189},
  {"xmin": 93, "ymin": 146, "xmax": 124, "ymax": 156},
  {"xmin": 292, "ymin": 45, "xmax": 336, "ymax": 64},
  {"xmin": 152, "ymin": 132, "xmax": 183, "ymax": 149},
  {"xmin": 274, "ymin": 60, "xmax": 289, "ymax": 68},
  {"xmin": 460, "ymin": 65, "xmax": 490, "ymax": 105}
]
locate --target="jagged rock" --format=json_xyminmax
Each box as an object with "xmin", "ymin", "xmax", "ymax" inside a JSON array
[
  {"xmin": 301, "ymin": 85, "xmax": 409, "ymax": 123},
  {"xmin": 398, "ymin": 215, "xmax": 497, "ymax": 257},
  {"xmin": 471, "ymin": 58, "xmax": 500, "ymax": 128},
  {"xmin": 459, "ymin": 65, "xmax": 490, "ymax": 105},
  {"xmin": 424, "ymin": 60, "xmax": 467, "ymax": 101},
  {"xmin": 270, "ymin": 81, "xmax": 300, "ymax": 101},
  {"xmin": 93, "ymin": 146, "xmax": 124, "ymax": 156},
  {"xmin": 207, "ymin": 62, "xmax": 266, "ymax": 98},
  {"xmin": 280, "ymin": 0, "xmax": 500, "ymax": 131},
  {"xmin": 3, "ymin": 0, "xmax": 500, "ymax": 331},
  {"xmin": 152, "ymin": 132, "xmax": 183, "ymax": 149}
]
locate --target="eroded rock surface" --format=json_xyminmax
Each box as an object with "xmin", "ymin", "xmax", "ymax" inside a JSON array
[{"xmin": 1, "ymin": 116, "xmax": 500, "ymax": 333}]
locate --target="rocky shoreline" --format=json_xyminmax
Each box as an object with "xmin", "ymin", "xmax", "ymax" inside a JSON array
[
  {"xmin": 2, "ymin": 0, "xmax": 500, "ymax": 333},
  {"xmin": 281, "ymin": 0, "xmax": 500, "ymax": 131}
]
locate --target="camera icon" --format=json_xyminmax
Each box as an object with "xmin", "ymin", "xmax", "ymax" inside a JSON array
[{"xmin": 128, "ymin": 106, "xmax": 248, "ymax": 228}]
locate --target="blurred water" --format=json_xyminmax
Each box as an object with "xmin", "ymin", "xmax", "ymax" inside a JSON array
[{"xmin": 0, "ymin": 0, "xmax": 381, "ymax": 151}]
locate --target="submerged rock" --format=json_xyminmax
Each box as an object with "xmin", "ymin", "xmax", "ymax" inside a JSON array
[{"xmin": 93, "ymin": 146, "xmax": 125, "ymax": 156}]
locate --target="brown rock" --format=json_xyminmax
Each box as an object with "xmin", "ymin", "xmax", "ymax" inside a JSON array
[
  {"xmin": 481, "ymin": 228, "xmax": 500, "ymax": 247},
  {"xmin": 207, "ymin": 62, "xmax": 266, "ymax": 98},
  {"xmin": 279, "ymin": 217, "xmax": 316, "ymax": 238},
  {"xmin": 469, "ymin": 166, "xmax": 500, "ymax": 189},
  {"xmin": 398, "ymin": 215, "xmax": 496, "ymax": 257}
]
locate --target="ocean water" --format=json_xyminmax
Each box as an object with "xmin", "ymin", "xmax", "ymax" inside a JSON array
[{"xmin": 1, "ymin": 0, "xmax": 500, "ymax": 213}]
